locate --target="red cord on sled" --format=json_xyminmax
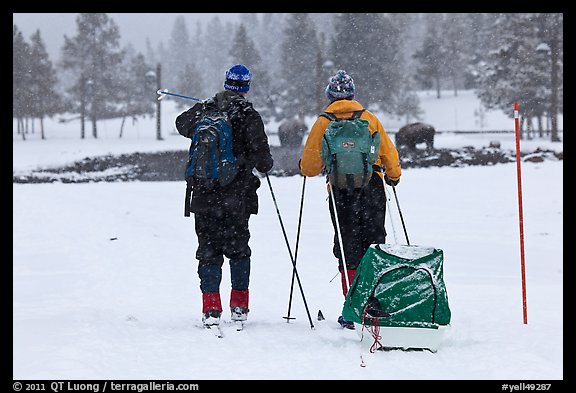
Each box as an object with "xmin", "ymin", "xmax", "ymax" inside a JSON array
[{"xmin": 361, "ymin": 309, "xmax": 383, "ymax": 353}]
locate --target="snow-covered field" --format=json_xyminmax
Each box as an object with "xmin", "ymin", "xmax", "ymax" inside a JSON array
[{"xmin": 13, "ymin": 91, "xmax": 563, "ymax": 381}]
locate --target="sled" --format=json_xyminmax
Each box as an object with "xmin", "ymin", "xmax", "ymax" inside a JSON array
[{"xmin": 342, "ymin": 243, "xmax": 451, "ymax": 352}]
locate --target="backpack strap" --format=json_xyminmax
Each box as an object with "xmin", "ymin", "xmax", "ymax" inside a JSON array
[
  {"xmin": 350, "ymin": 109, "xmax": 365, "ymax": 120},
  {"xmin": 320, "ymin": 109, "xmax": 365, "ymax": 122},
  {"xmin": 319, "ymin": 112, "xmax": 338, "ymax": 122},
  {"xmin": 184, "ymin": 178, "xmax": 193, "ymax": 217}
]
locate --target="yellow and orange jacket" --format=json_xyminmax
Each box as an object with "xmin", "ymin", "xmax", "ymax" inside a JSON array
[{"xmin": 299, "ymin": 99, "xmax": 401, "ymax": 182}]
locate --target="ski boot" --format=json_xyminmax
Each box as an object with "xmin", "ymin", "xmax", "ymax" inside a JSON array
[
  {"xmin": 231, "ymin": 306, "xmax": 249, "ymax": 322},
  {"xmin": 202, "ymin": 310, "xmax": 221, "ymax": 327},
  {"xmin": 338, "ymin": 315, "xmax": 355, "ymax": 330}
]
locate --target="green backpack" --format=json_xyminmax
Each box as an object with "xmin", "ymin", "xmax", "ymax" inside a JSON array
[{"xmin": 320, "ymin": 110, "xmax": 380, "ymax": 190}]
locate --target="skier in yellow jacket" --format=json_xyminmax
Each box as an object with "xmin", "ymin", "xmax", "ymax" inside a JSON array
[{"xmin": 300, "ymin": 70, "xmax": 401, "ymax": 329}]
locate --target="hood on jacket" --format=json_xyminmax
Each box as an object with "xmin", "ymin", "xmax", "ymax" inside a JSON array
[{"xmin": 325, "ymin": 99, "xmax": 364, "ymax": 115}]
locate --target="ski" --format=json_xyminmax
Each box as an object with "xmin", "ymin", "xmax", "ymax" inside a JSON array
[
  {"xmin": 196, "ymin": 320, "xmax": 245, "ymax": 338},
  {"xmin": 204, "ymin": 324, "xmax": 224, "ymax": 338},
  {"xmin": 197, "ymin": 321, "xmax": 224, "ymax": 338},
  {"xmin": 222, "ymin": 319, "xmax": 245, "ymax": 331}
]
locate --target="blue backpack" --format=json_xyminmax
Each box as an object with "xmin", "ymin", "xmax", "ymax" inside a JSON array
[{"xmin": 186, "ymin": 103, "xmax": 238, "ymax": 189}]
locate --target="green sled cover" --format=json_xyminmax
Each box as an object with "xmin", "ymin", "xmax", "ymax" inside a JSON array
[{"xmin": 342, "ymin": 244, "xmax": 451, "ymax": 329}]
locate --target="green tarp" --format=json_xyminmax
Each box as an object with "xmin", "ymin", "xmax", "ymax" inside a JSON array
[{"xmin": 342, "ymin": 244, "xmax": 451, "ymax": 329}]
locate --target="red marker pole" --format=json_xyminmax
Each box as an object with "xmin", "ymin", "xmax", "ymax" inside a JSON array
[{"xmin": 514, "ymin": 101, "xmax": 528, "ymax": 324}]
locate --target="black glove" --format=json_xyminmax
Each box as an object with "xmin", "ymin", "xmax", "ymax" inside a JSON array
[{"xmin": 384, "ymin": 173, "xmax": 400, "ymax": 187}]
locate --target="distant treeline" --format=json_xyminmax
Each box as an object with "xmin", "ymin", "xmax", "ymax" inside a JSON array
[{"xmin": 13, "ymin": 13, "xmax": 562, "ymax": 142}]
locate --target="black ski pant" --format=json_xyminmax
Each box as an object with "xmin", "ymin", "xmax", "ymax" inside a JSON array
[
  {"xmin": 194, "ymin": 207, "xmax": 251, "ymax": 294},
  {"xmin": 328, "ymin": 172, "xmax": 387, "ymax": 271}
]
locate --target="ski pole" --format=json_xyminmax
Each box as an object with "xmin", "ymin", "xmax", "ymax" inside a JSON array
[
  {"xmin": 265, "ymin": 173, "xmax": 315, "ymax": 329},
  {"xmin": 382, "ymin": 180, "xmax": 399, "ymax": 244},
  {"xmin": 391, "ymin": 185, "xmax": 410, "ymax": 245},
  {"xmin": 156, "ymin": 89, "xmax": 204, "ymax": 102},
  {"xmin": 328, "ymin": 181, "xmax": 352, "ymax": 293},
  {"xmin": 283, "ymin": 176, "xmax": 306, "ymax": 322}
]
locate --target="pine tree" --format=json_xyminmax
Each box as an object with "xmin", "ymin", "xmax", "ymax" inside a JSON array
[
  {"xmin": 229, "ymin": 24, "xmax": 261, "ymax": 74},
  {"xmin": 440, "ymin": 13, "xmax": 468, "ymax": 97},
  {"xmin": 28, "ymin": 29, "xmax": 62, "ymax": 139},
  {"xmin": 250, "ymin": 13, "xmax": 287, "ymax": 119},
  {"xmin": 165, "ymin": 16, "xmax": 193, "ymax": 92},
  {"xmin": 197, "ymin": 16, "xmax": 233, "ymax": 95},
  {"xmin": 474, "ymin": 13, "xmax": 555, "ymax": 139},
  {"xmin": 174, "ymin": 63, "xmax": 204, "ymax": 110},
  {"xmin": 13, "ymin": 25, "xmax": 32, "ymax": 140},
  {"xmin": 116, "ymin": 47, "xmax": 157, "ymax": 138},
  {"xmin": 331, "ymin": 13, "xmax": 403, "ymax": 112},
  {"xmin": 229, "ymin": 23, "xmax": 273, "ymax": 120},
  {"xmin": 278, "ymin": 13, "xmax": 321, "ymax": 121},
  {"xmin": 393, "ymin": 75, "xmax": 423, "ymax": 124},
  {"xmin": 462, "ymin": 13, "xmax": 496, "ymax": 89},
  {"xmin": 412, "ymin": 14, "xmax": 446, "ymax": 99},
  {"xmin": 384, "ymin": 13, "xmax": 421, "ymax": 122},
  {"xmin": 398, "ymin": 13, "xmax": 426, "ymax": 81},
  {"xmin": 256, "ymin": 13, "xmax": 285, "ymax": 85},
  {"xmin": 60, "ymin": 13, "xmax": 124, "ymax": 139},
  {"xmin": 536, "ymin": 13, "xmax": 563, "ymax": 141}
]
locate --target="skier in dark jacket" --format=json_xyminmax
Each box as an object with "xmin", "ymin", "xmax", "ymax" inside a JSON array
[{"xmin": 175, "ymin": 64, "xmax": 274, "ymax": 327}]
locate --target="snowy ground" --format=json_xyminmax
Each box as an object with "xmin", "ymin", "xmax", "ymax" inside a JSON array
[{"xmin": 13, "ymin": 91, "xmax": 563, "ymax": 382}]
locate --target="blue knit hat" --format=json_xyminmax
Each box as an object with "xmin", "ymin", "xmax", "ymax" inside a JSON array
[
  {"xmin": 325, "ymin": 69, "xmax": 355, "ymax": 102},
  {"xmin": 224, "ymin": 64, "xmax": 252, "ymax": 93}
]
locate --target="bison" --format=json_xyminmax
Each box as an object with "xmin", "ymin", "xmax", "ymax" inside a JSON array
[
  {"xmin": 395, "ymin": 122, "xmax": 435, "ymax": 151},
  {"xmin": 278, "ymin": 118, "xmax": 307, "ymax": 148}
]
